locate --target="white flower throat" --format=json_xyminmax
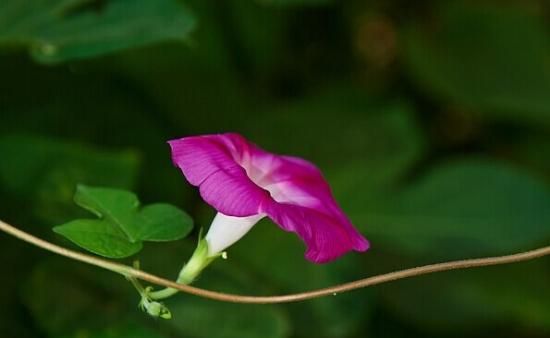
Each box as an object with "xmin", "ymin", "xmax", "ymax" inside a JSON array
[{"xmin": 205, "ymin": 212, "xmax": 265, "ymax": 256}]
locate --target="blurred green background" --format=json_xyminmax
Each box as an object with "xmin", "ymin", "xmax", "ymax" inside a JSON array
[{"xmin": 1, "ymin": 0, "xmax": 549, "ymax": 337}]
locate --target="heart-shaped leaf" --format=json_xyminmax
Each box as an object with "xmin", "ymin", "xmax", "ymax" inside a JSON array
[
  {"xmin": 138, "ymin": 203, "xmax": 195, "ymax": 242},
  {"xmin": 54, "ymin": 185, "xmax": 193, "ymax": 258},
  {"xmin": 54, "ymin": 219, "xmax": 143, "ymax": 258}
]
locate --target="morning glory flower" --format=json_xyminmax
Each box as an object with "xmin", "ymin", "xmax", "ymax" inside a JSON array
[{"xmin": 168, "ymin": 133, "xmax": 369, "ymax": 263}]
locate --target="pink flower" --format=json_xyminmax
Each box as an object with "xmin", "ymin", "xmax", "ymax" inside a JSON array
[{"xmin": 168, "ymin": 133, "xmax": 369, "ymax": 263}]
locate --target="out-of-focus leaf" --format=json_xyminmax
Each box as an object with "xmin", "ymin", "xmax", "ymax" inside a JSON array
[
  {"xmin": 352, "ymin": 160, "xmax": 550, "ymax": 259},
  {"xmin": 226, "ymin": 0, "xmax": 288, "ymax": 76},
  {"xmin": 258, "ymin": 0, "xmax": 334, "ymax": 7},
  {"xmin": 0, "ymin": 59, "xmax": 192, "ymax": 207},
  {"xmin": 0, "ymin": 0, "xmax": 196, "ymax": 63},
  {"xmin": 0, "ymin": 135, "xmax": 139, "ymax": 195},
  {"xmin": 113, "ymin": 25, "xmax": 251, "ymax": 135},
  {"xmin": 245, "ymin": 88, "xmax": 424, "ymax": 185},
  {"xmin": 24, "ymin": 260, "xmax": 169, "ymax": 338},
  {"xmin": 79, "ymin": 321, "xmax": 169, "ymax": 338},
  {"xmin": 0, "ymin": 238, "xmax": 39, "ymax": 338},
  {"xmin": 54, "ymin": 185, "xmax": 193, "ymax": 258},
  {"xmin": 161, "ymin": 247, "xmax": 291, "ymax": 338},
  {"xmin": 231, "ymin": 219, "xmax": 372, "ymax": 338},
  {"xmin": 403, "ymin": 2, "xmax": 550, "ymax": 124},
  {"xmin": 382, "ymin": 261, "xmax": 550, "ymax": 332},
  {"xmin": 0, "ymin": 134, "xmax": 140, "ymax": 223},
  {"xmin": 496, "ymin": 131, "xmax": 550, "ymax": 180},
  {"xmin": 169, "ymin": 299, "xmax": 290, "ymax": 338},
  {"xmin": 22, "ymin": 259, "xmax": 134, "ymax": 337}
]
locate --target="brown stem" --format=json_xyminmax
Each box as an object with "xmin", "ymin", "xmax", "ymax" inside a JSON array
[{"xmin": 1, "ymin": 219, "xmax": 549, "ymax": 304}]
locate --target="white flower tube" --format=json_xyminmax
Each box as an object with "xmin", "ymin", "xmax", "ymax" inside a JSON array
[{"xmin": 205, "ymin": 212, "xmax": 265, "ymax": 256}]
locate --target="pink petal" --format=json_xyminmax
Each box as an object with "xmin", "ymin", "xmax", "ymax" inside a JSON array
[
  {"xmin": 265, "ymin": 201, "xmax": 369, "ymax": 263},
  {"xmin": 169, "ymin": 133, "xmax": 369, "ymax": 263},
  {"xmin": 249, "ymin": 151, "xmax": 369, "ymax": 263},
  {"xmin": 168, "ymin": 135, "xmax": 270, "ymax": 217}
]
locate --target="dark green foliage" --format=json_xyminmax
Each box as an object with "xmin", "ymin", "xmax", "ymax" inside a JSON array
[
  {"xmin": 350, "ymin": 159, "xmax": 550, "ymax": 259},
  {"xmin": 0, "ymin": 0, "xmax": 196, "ymax": 63},
  {"xmin": 403, "ymin": 2, "xmax": 550, "ymax": 125},
  {"xmin": 0, "ymin": 135, "xmax": 140, "ymax": 223},
  {"xmin": 0, "ymin": 0, "xmax": 548, "ymax": 337}
]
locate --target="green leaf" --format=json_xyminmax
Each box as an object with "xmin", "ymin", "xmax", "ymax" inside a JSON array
[
  {"xmin": 54, "ymin": 219, "xmax": 143, "ymax": 258},
  {"xmin": 0, "ymin": 0, "xmax": 196, "ymax": 64},
  {"xmin": 351, "ymin": 159, "xmax": 550, "ymax": 259},
  {"xmin": 54, "ymin": 185, "xmax": 193, "ymax": 258},
  {"xmin": 403, "ymin": 2, "xmax": 550, "ymax": 125},
  {"xmin": 73, "ymin": 185, "xmax": 140, "ymax": 241},
  {"xmin": 138, "ymin": 203, "xmax": 194, "ymax": 241}
]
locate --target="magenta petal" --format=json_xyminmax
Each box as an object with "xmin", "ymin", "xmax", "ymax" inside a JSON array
[
  {"xmin": 265, "ymin": 202, "xmax": 369, "ymax": 263},
  {"xmin": 247, "ymin": 149, "xmax": 369, "ymax": 262},
  {"xmin": 169, "ymin": 133, "xmax": 370, "ymax": 263},
  {"xmin": 168, "ymin": 135, "xmax": 270, "ymax": 217}
]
